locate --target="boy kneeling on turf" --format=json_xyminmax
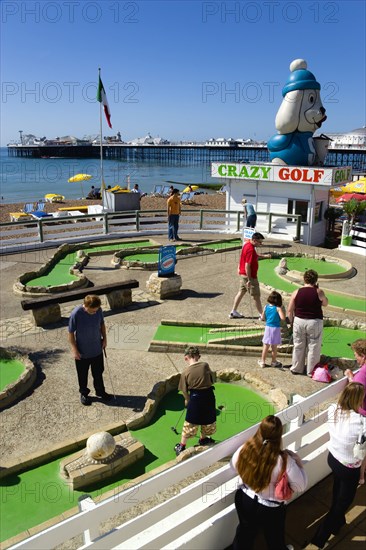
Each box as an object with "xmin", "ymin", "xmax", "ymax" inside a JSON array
[{"xmin": 174, "ymin": 346, "xmax": 217, "ymax": 456}]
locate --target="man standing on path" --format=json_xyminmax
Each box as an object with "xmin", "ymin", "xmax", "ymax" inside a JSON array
[
  {"xmin": 68, "ymin": 294, "xmax": 112, "ymax": 405},
  {"xmin": 167, "ymin": 188, "xmax": 182, "ymax": 241},
  {"xmin": 229, "ymin": 232, "xmax": 271, "ymax": 319},
  {"xmin": 242, "ymin": 198, "xmax": 257, "ymax": 228}
]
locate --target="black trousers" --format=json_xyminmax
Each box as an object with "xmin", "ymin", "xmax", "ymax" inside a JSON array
[
  {"xmin": 246, "ymin": 214, "xmax": 257, "ymax": 228},
  {"xmin": 75, "ymin": 353, "xmax": 105, "ymax": 396},
  {"xmin": 311, "ymin": 452, "xmax": 360, "ymax": 548},
  {"xmin": 233, "ymin": 489, "xmax": 288, "ymax": 550}
]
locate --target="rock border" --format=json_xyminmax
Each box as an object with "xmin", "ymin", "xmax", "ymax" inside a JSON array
[
  {"xmin": 112, "ymin": 239, "xmax": 243, "ymax": 270},
  {"xmin": 0, "ymin": 347, "xmax": 37, "ymax": 410},
  {"xmin": 12, "ymin": 239, "xmax": 161, "ymax": 297},
  {"xmin": 13, "ymin": 242, "xmax": 90, "ymax": 296},
  {"xmin": 148, "ymin": 318, "xmax": 366, "ymax": 357},
  {"xmin": 0, "ymin": 369, "xmax": 284, "ymax": 478},
  {"xmin": 0, "ymin": 366, "xmax": 349, "ymax": 549}
]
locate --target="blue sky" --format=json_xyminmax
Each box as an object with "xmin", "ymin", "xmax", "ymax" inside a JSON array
[{"xmin": 1, "ymin": 0, "xmax": 365, "ymax": 145}]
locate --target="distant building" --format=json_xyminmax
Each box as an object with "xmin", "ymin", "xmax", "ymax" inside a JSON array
[
  {"xmin": 325, "ymin": 127, "xmax": 366, "ymax": 148},
  {"xmin": 205, "ymin": 137, "xmax": 238, "ymax": 147},
  {"xmin": 128, "ymin": 133, "xmax": 170, "ymax": 145},
  {"xmin": 19, "ymin": 134, "xmax": 46, "ymax": 146}
]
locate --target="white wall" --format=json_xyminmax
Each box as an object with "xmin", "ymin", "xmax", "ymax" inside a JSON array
[{"xmin": 226, "ymin": 180, "xmax": 328, "ymax": 245}]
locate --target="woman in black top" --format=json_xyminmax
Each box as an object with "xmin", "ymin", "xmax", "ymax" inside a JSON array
[{"xmin": 287, "ymin": 269, "xmax": 328, "ymax": 376}]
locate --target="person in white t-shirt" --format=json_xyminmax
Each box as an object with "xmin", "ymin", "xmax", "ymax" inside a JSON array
[
  {"xmin": 309, "ymin": 383, "xmax": 365, "ymax": 549},
  {"xmin": 131, "ymin": 184, "xmax": 146, "ymax": 198}
]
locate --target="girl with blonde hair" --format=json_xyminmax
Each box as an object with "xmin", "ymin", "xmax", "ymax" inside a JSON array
[{"xmin": 231, "ymin": 415, "xmax": 307, "ymax": 549}]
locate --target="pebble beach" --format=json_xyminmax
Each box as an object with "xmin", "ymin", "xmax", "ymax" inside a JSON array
[{"xmin": 0, "ymin": 194, "xmax": 226, "ymax": 225}]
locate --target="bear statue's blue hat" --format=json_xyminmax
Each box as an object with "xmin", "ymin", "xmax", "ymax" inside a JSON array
[{"xmin": 282, "ymin": 59, "xmax": 321, "ymax": 97}]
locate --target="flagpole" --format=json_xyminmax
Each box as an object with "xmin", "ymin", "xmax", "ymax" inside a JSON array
[{"xmin": 98, "ymin": 68, "xmax": 104, "ymax": 206}]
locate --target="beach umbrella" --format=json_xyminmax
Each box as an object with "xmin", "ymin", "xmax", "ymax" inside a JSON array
[
  {"xmin": 336, "ymin": 193, "xmax": 366, "ymax": 203},
  {"xmin": 183, "ymin": 185, "xmax": 199, "ymax": 193},
  {"xmin": 330, "ymin": 186, "xmax": 347, "ymax": 198},
  {"xmin": 341, "ymin": 178, "xmax": 366, "ymax": 194},
  {"xmin": 68, "ymin": 174, "xmax": 92, "ymax": 198},
  {"xmin": 330, "ymin": 178, "xmax": 366, "ymax": 198}
]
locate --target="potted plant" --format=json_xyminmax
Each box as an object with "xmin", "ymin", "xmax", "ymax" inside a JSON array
[{"xmin": 341, "ymin": 199, "xmax": 366, "ymax": 245}]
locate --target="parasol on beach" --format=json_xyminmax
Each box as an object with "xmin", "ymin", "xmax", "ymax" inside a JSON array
[
  {"xmin": 182, "ymin": 185, "xmax": 199, "ymax": 193},
  {"xmin": 330, "ymin": 178, "xmax": 366, "ymax": 199},
  {"xmin": 341, "ymin": 178, "xmax": 366, "ymax": 194},
  {"xmin": 68, "ymin": 174, "xmax": 92, "ymax": 198}
]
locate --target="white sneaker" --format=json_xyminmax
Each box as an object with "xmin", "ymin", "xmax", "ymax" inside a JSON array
[
  {"xmin": 229, "ymin": 311, "xmax": 244, "ymax": 319},
  {"xmin": 271, "ymin": 361, "xmax": 283, "ymax": 368},
  {"xmin": 257, "ymin": 360, "xmax": 266, "ymax": 368}
]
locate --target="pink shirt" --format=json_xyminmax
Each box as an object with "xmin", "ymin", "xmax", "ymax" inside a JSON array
[{"xmin": 353, "ymin": 363, "xmax": 366, "ymax": 416}]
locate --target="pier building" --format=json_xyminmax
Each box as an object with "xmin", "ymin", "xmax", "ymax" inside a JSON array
[{"xmin": 6, "ymin": 143, "xmax": 366, "ymax": 171}]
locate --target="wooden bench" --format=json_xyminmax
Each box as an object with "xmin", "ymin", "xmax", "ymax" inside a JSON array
[{"xmin": 21, "ymin": 280, "xmax": 139, "ymax": 327}]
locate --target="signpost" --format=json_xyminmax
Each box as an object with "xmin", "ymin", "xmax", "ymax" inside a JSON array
[
  {"xmin": 158, "ymin": 246, "xmax": 176, "ymax": 277},
  {"xmin": 243, "ymin": 227, "xmax": 255, "ymax": 242}
]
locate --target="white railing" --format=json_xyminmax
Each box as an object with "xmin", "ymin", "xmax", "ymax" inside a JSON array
[
  {"xmin": 339, "ymin": 220, "xmax": 366, "ymax": 256},
  {"xmin": 9, "ymin": 377, "xmax": 348, "ymax": 550},
  {"xmin": 0, "ymin": 210, "xmax": 301, "ymax": 253},
  {"xmin": 0, "ymin": 210, "xmax": 234, "ymax": 252}
]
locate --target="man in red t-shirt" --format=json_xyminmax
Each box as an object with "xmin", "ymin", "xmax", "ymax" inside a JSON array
[{"xmin": 229, "ymin": 232, "xmax": 271, "ymax": 319}]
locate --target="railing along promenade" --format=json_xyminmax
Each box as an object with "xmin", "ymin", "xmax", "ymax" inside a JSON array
[
  {"xmin": 0, "ymin": 209, "xmax": 302, "ymax": 253},
  {"xmin": 8, "ymin": 377, "xmax": 349, "ymax": 550},
  {"xmin": 7, "ymin": 143, "xmax": 366, "ymax": 170}
]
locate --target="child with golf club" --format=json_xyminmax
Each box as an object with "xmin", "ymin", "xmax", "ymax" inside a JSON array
[{"xmin": 174, "ymin": 346, "xmax": 216, "ymax": 456}]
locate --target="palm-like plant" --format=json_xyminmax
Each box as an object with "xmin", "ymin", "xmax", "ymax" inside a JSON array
[{"xmin": 342, "ymin": 199, "xmax": 366, "ymax": 227}]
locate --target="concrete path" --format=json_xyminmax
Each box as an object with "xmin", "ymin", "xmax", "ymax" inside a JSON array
[{"xmin": 0, "ymin": 233, "xmax": 365, "ymax": 549}]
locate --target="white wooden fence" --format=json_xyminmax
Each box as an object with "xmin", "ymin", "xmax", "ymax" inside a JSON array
[
  {"xmin": 0, "ymin": 209, "xmax": 302, "ymax": 253},
  {"xmin": 8, "ymin": 377, "xmax": 349, "ymax": 550},
  {"xmin": 0, "ymin": 210, "xmax": 236, "ymax": 252}
]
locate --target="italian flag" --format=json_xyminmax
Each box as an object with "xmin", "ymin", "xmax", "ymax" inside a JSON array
[{"xmin": 97, "ymin": 76, "xmax": 112, "ymax": 128}]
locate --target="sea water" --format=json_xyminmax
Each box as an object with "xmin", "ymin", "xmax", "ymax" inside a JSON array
[{"xmin": 0, "ymin": 148, "xmax": 220, "ymax": 203}]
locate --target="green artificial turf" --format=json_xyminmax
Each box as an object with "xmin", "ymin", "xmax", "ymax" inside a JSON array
[
  {"xmin": 0, "ymin": 383, "xmax": 271, "ymax": 542},
  {"xmin": 152, "ymin": 324, "xmax": 364, "ymax": 360},
  {"xmin": 197, "ymin": 239, "xmax": 242, "ymax": 250},
  {"xmin": 260, "ymin": 259, "xmax": 365, "ymax": 312},
  {"xmin": 0, "ymin": 360, "xmax": 25, "ymax": 391},
  {"xmin": 24, "ymin": 240, "xmax": 153, "ymax": 287},
  {"xmin": 23, "ymin": 241, "xmax": 365, "ymax": 314},
  {"xmin": 153, "ymin": 325, "xmax": 262, "ymax": 343},
  {"xmin": 322, "ymin": 327, "xmax": 365, "ymax": 359}
]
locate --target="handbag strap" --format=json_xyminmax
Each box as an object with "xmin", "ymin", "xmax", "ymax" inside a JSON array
[{"xmin": 277, "ymin": 451, "xmax": 288, "ymax": 481}]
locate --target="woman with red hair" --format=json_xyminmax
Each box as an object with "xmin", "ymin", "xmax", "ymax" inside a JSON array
[{"xmin": 231, "ymin": 415, "xmax": 307, "ymax": 549}]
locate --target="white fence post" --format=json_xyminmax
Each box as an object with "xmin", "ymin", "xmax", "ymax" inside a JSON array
[
  {"xmin": 288, "ymin": 393, "xmax": 305, "ymax": 451},
  {"xmin": 78, "ymin": 495, "xmax": 99, "ymax": 545}
]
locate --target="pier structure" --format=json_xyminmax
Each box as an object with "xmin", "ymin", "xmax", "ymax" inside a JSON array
[{"xmin": 7, "ymin": 144, "xmax": 366, "ymax": 170}]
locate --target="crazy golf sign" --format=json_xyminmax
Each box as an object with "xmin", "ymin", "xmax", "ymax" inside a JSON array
[{"xmin": 211, "ymin": 163, "xmax": 352, "ymax": 186}]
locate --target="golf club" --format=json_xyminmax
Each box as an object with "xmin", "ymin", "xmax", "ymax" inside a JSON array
[
  {"xmin": 171, "ymin": 409, "xmax": 185, "ymax": 435},
  {"xmin": 171, "ymin": 404, "xmax": 225, "ymax": 435},
  {"xmin": 103, "ymin": 349, "xmax": 116, "ymax": 400}
]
